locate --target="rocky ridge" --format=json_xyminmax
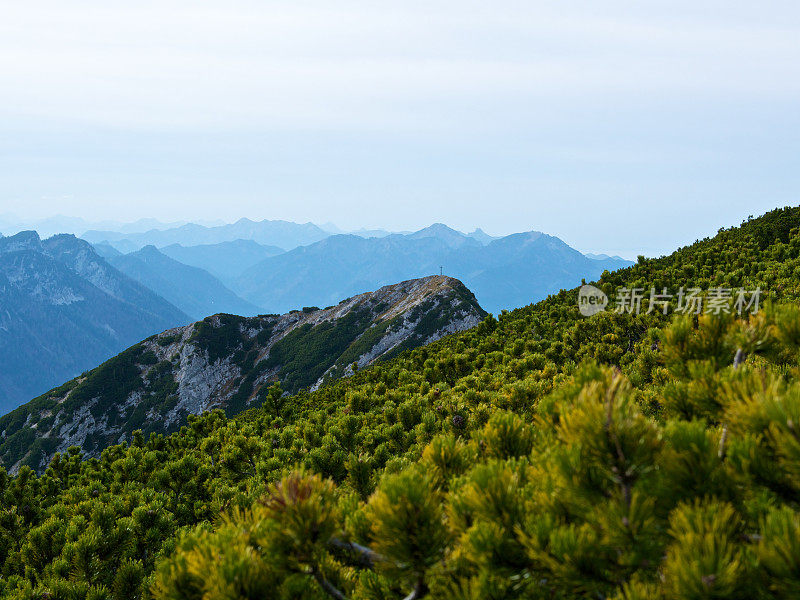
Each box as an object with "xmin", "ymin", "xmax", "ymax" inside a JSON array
[{"xmin": 0, "ymin": 275, "xmax": 485, "ymax": 472}]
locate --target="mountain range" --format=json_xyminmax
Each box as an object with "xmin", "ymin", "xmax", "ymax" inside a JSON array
[
  {"xmin": 233, "ymin": 224, "xmax": 630, "ymax": 314},
  {"xmin": 0, "ymin": 215, "xmax": 202, "ymax": 239},
  {"xmin": 82, "ymin": 220, "xmax": 630, "ymax": 315},
  {"xmin": 0, "ymin": 220, "xmax": 631, "ymax": 415},
  {"xmin": 0, "ymin": 275, "xmax": 485, "ymax": 472},
  {"xmin": 82, "ymin": 218, "xmax": 329, "ymax": 252},
  {"xmin": 0, "ymin": 232, "xmax": 189, "ymax": 413}
]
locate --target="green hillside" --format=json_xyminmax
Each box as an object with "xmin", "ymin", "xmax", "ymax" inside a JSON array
[{"xmin": 2, "ymin": 207, "xmax": 800, "ymax": 599}]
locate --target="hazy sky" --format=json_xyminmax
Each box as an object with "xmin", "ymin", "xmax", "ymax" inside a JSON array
[{"xmin": 2, "ymin": 1, "xmax": 799, "ymax": 257}]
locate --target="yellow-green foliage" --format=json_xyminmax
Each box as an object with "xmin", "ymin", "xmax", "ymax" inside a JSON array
[{"xmin": 2, "ymin": 207, "xmax": 800, "ymax": 599}]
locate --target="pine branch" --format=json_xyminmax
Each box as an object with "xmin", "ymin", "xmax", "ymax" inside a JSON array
[
  {"xmin": 310, "ymin": 565, "xmax": 349, "ymax": 600},
  {"xmin": 327, "ymin": 539, "xmax": 428, "ymax": 598},
  {"xmin": 402, "ymin": 577, "xmax": 428, "ymax": 600},
  {"xmin": 719, "ymin": 348, "xmax": 745, "ymax": 459},
  {"xmin": 604, "ymin": 374, "xmax": 632, "ymax": 508},
  {"xmin": 328, "ymin": 537, "xmax": 384, "ymax": 568}
]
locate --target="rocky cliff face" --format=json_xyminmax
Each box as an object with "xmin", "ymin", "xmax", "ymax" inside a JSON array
[
  {"xmin": 0, "ymin": 276, "xmax": 485, "ymax": 472},
  {"xmin": 0, "ymin": 232, "xmax": 190, "ymax": 412}
]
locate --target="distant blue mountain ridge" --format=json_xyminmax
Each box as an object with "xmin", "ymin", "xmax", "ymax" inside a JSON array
[
  {"xmin": 229, "ymin": 224, "xmax": 631, "ymax": 314},
  {"xmin": 84, "ymin": 220, "xmax": 632, "ymax": 315}
]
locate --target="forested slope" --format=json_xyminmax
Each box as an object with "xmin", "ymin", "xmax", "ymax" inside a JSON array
[{"xmin": 1, "ymin": 207, "xmax": 800, "ymax": 599}]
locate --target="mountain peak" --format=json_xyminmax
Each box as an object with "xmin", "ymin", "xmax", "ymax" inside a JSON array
[
  {"xmin": 467, "ymin": 228, "xmax": 496, "ymax": 245},
  {"xmin": 0, "ymin": 275, "xmax": 486, "ymax": 472},
  {"xmin": 0, "ymin": 230, "xmax": 42, "ymax": 253},
  {"xmin": 409, "ymin": 223, "xmax": 479, "ymax": 249},
  {"xmin": 412, "ymin": 223, "xmax": 461, "ymax": 235},
  {"xmin": 136, "ymin": 244, "xmax": 162, "ymax": 255}
]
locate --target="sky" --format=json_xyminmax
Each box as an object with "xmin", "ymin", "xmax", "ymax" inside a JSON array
[{"xmin": 1, "ymin": 1, "xmax": 799, "ymax": 258}]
